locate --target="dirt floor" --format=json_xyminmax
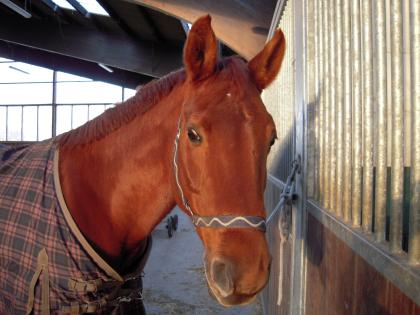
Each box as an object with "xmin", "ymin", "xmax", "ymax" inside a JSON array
[{"xmin": 142, "ymin": 207, "xmax": 263, "ymax": 315}]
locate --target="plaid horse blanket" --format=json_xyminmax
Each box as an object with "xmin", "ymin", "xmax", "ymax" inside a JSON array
[{"xmin": 0, "ymin": 141, "xmax": 151, "ymax": 314}]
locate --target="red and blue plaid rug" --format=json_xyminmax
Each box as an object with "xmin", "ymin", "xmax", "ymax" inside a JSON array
[{"xmin": 0, "ymin": 141, "xmax": 149, "ymax": 314}]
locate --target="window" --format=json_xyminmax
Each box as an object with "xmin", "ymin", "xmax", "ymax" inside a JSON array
[{"xmin": 0, "ymin": 59, "xmax": 135, "ymax": 141}]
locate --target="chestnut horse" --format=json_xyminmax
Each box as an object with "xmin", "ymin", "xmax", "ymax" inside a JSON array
[{"xmin": 58, "ymin": 15, "xmax": 285, "ymax": 307}]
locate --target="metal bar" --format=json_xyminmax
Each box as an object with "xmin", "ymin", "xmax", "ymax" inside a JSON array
[
  {"xmin": 404, "ymin": 0, "xmax": 412, "ymax": 168},
  {"xmin": 317, "ymin": 0, "xmax": 325, "ymax": 206},
  {"xmin": 373, "ymin": 0, "xmax": 388, "ymax": 242},
  {"xmin": 322, "ymin": 0, "xmax": 330, "ymax": 210},
  {"xmin": 71, "ymin": 105, "xmax": 74, "ymax": 129},
  {"xmin": 40, "ymin": 0, "xmax": 60, "ymax": 13},
  {"xmin": 0, "ymin": 80, "xmax": 95, "ymax": 84},
  {"xmin": 66, "ymin": 0, "xmax": 90, "ymax": 18},
  {"xmin": 0, "ymin": 103, "xmax": 110, "ymax": 106},
  {"xmin": 306, "ymin": 0, "xmax": 317, "ymax": 199},
  {"xmin": 335, "ymin": 0, "xmax": 344, "ymax": 218},
  {"xmin": 361, "ymin": 0, "xmax": 374, "ymax": 233},
  {"xmin": 409, "ymin": 0, "xmax": 420, "ymax": 265},
  {"xmin": 390, "ymin": 0, "xmax": 404, "ymax": 253},
  {"xmin": 315, "ymin": 0, "xmax": 321, "ymax": 201},
  {"xmin": 20, "ymin": 106, "xmax": 23, "ymax": 141},
  {"xmin": 36, "ymin": 106, "xmax": 39, "ymax": 141},
  {"xmin": 5, "ymin": 106, "xmax": 8, "ymax": 141},
  {"xmin": 52, "ymin": 71, "xmax": 57, "ymax": 137},
  {"xmin": 351, "ymin": 0, "xmax": 362, "ymax": 227},
  {"xmin": 342, "ymin": 0, "xmax": 352, "ymax": 223},
  {"xmin": 386, "ymin": 0, "xmax": 393, "ymax": 169},
  {"xmin": 0, "ymin": 0, "xmax": 31, "ymax": 18},
  {"xmin": 328, "ymin": 0, "xmax": 337, "ymax": 213}
]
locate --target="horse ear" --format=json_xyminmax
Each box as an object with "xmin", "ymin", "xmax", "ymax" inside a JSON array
[
  {"xmin": 184, "ymin": 15, "xmax": 218, "ymax": 81},
  {"xmin": 248, "ymin": 29, "xmax": 286, "ymax": 90}
]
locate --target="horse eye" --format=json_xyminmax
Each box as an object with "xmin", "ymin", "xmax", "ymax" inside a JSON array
[
  {"xmin": 269, "ymin": 137, "xmax": 277, "ymax": 147},
  {"xmin": 187, "ymin": 128, "xmax": 202, "ymax": 143}
]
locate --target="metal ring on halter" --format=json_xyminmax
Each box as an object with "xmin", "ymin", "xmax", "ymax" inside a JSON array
[{"xmin": 173, "ymin": 115, "xmax": 267, "ymax": 232}]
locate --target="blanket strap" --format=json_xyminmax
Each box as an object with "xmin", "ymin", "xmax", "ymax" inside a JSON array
[{"xmin": 26, "ymin": 248, "xmax": 50, "ymax": 315}]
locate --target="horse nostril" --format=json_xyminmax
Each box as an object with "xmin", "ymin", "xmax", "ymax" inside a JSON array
[{"xmin": 211, "ymin": 258, "xmax": 234, "ymax": 298}]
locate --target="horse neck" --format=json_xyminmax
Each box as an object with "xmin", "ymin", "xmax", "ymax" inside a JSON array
[{"xmin": 58, "ymin": 83, "xmax": 185, "ymax": 270}]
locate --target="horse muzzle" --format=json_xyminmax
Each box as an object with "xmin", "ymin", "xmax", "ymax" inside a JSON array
[{"xmin": 204, "ymin": 255, "xmax": 270, "ymax": 307}]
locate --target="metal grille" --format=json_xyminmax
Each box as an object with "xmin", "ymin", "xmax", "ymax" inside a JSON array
[{"xmin": 306, "ymin": 0, "xmax": 420, "ymax": 265}]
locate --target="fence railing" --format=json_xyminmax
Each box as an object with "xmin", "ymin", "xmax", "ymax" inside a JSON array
[{"xmin": 0, "ymin": 103, "xmax": 114, "ymax": 142}]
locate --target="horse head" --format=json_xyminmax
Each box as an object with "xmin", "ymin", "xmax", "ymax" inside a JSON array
[{"xmin": 174, "ymin": 15, "xmax": 285, "ymax": 306}]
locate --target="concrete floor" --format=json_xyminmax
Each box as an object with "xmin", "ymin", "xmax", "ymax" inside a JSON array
[{"xmin": 142, "ymin": 207, "xmax": 263, "ymax": 315}]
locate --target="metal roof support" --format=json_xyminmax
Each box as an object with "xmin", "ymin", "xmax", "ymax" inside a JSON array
[
  {"xmin": 66, "ymin": 0, "xmax": 90, "ymax": 18},
  {"xmin": 40, "ymin": 0, "xmax": 60, "ymax": 13},
  {"xmin": 0, "ymin": 0, "xmax": 31, "ymax": 18}
]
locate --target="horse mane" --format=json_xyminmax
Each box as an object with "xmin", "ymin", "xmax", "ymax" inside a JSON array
[
  {"xmin": 57, "ymin": 57, "xmax": 249, "ymax": 148},
  {"xmin": 57, "ymin": 69, "xmax": 187, "ymax": 148}
]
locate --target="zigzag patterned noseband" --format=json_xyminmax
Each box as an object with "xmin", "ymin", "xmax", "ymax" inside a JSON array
[{"xmin": 173, "ymin": 116, "xmax": 266, "ymax": 233}]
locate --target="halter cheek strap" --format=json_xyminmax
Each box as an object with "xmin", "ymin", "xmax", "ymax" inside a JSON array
[{"xmin": 173, "ymin": 116, "xmax": 266, "ymax": 233}]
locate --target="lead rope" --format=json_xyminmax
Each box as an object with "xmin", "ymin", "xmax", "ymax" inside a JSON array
[
  {"xmin": 267, "ymin": 158, "xmax": 300, "ymax": 307},
  {"xmin": 266, "ymin": 158, "xmax": 300, "ymax": 224}
]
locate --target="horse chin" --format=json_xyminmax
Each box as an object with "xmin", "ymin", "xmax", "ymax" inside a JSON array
[
  {"xmin": 204, "ymin": 269, "xmax": 259, "ymax": 307},
  {"xmin": 206, "ymin": 283, "xmax": 257, "ymax": 307}
]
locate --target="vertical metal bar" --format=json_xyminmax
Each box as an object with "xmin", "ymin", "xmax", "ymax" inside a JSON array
[
  {"xmin": 36, "ymin": 105, "xmax": 39, "ymax": 141},
  {"xmin": 71, "ymin": 105, "xmax": 74, "ymax": 129},
  {"xmin": 317, "ymin": 0, "xmax": 324, "ymax": 203},
  {"xmin": 404, "ymin": 0, "xmax": 412, "ymax": 168},
  {"xmin": 323, "ymin": 0, "xmax": 331, "ymax": 210},
  {"xmin": 52, "ymin": 70, "xmax": 57, "ymax": 137},
  {"xmin": 5, "ymin": 106, "xmax": 8, "ymax": 141},
  {"xmin": 386, "ymin": 1, "xmax": 393, "ymax": 170},
  {"xmin": 20, "ymin": 106, "xmax": 23, "ymax": 141},
  {"xmin": 374, "ymin": 0, "xmax": 388, "ymax": 242},
  {"xmin": 361, "ymin": 0, "xmax": 374, "ymax": 233},
  {"xmin": 328, "ymin": 0, "xmax": 337, "ymax": 213},
  {"xmin": 351, "ymin": 0, "xmax": 362, "ymax": 227},
  {"xmin": 342, "ymin": 0, "xmax": 352, "ymax": 223},
  {"xmin": 409, "ymin": 0, "xmax": 420, "ymax": 265},
  {"xmin": 313, "ymin": 0, "xmax": 320, "ymax": 200},
  {"xmin": 390, "ymin": 0, "xmax": 404, "ymax": 253},
  {"xmin": 335, "ymin": 0, "xmax": 344, "ymax": 217},
  {"xmin": 306, "ymin": 0, "xmax": 317, "ymax": 199}
]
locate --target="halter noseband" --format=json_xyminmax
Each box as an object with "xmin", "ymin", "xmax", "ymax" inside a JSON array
[{"xmin": 173, "ymin": 116, "xmax": 266, "ymax": 233}]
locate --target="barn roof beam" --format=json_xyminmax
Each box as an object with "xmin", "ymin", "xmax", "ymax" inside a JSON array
[
  {"xmin": 95, "ymin": 0, "xmax": 139, "ymax": 39},
  {"xmin": 129, "ymin": 0, "xmax": 277, "ymax": 60},
  {"xmin": 0, "ymin": 14, "xmax": 183, "ymax": 78},
  {"xmin": 40, "ymin": 0, "xmax": 61, "ymax": 13},
  {"xmin": 0, "ymin": 41, "xmax": 152, "ymax": 88},
  {"xmin": 0, "ymin": 0, "xmax": 32, "ymax": 18},
  {"xmin": 66, "ymin": 0, "xmax": 90, "ymax": 18}
]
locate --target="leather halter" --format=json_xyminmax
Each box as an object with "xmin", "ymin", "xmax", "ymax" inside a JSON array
[{"xmin": 173, "ymin": 116, "xmax": 266, "ymax": 233}]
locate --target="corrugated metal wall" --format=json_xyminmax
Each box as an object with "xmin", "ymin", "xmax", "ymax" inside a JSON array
[
  {"xmin": 262, "ymin": 0, "xmax": 420, "ymax": 313},
  {"xmin": 264, "ymin": 1, "xmax": 295, "ymax": 183},
  {"xmin": 306, "ymin": 0, "xmax": 419, "ymax": 264}
]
